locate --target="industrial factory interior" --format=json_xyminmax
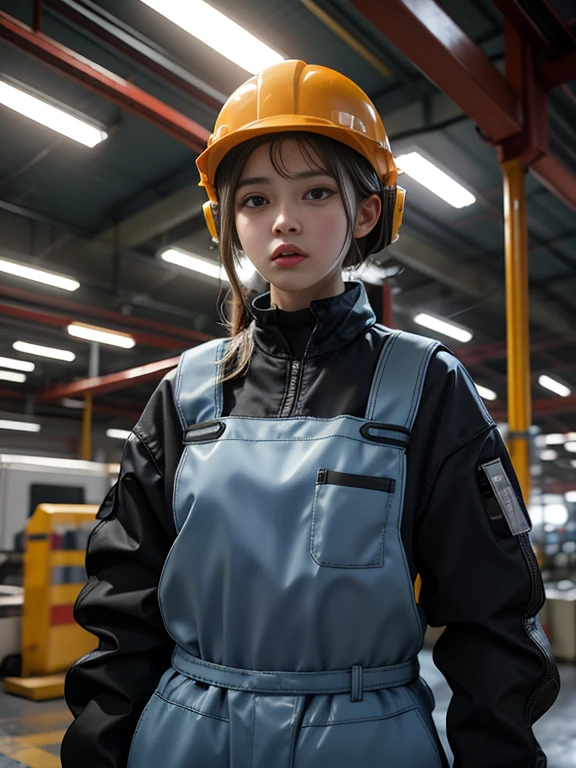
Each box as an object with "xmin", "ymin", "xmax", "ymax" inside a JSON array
[{"xmin": 0, "ymin": 0, "xmax": 576, "ymax": 766}]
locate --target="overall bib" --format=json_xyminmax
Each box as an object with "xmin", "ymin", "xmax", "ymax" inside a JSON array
[{"xmin": 128, "ymin": 329, "xmax": 447, "ymax": 768}]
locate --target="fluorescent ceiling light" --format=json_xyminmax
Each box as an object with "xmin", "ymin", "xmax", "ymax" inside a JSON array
[
  {"xmin": 0, "ymin": 257, "xmax": 79, "ymax": 291},
  {"xmin": 161, "ymin": 248, "xmax": 227, "ymax": 281},
  {"xmin": 13, "ymin": 340, "xmax": 75, "ymax": 362},
  {"xmin": 0, "ymin": 356, "xmax": 34, "ymax": 372},
  {"xmin": 474, "ymin": 383, "xmax": 497, "ymax": 401},
  {"xmin": 564, "ymin": 442, "xmax": 576, "ymax": 453},
  {"xmin": 395, "ymin": 152, "xmax": 476, "ymax": 208},
  {"xmin": 106, "ymin": 428, "xmax": 132, "ymax": 440},
  {"xmin": 545, "ymin": 433, "xmax": 567, "ymax": 445},
  {"xmin": 0, "ymin": 454, "xmax": 103, "ymax": 470},
  {"xmin": 565, "ymin": 491, "xmax": 576, "ymax": 503},
  {"xmin": 0, "ymin": 370, "xmax": 26, "ymax": 383},
  {"xmin": 0, "ymin": 81, "xmax": 107, "ymax": 147},
  {"xmin": 67, "ymin": 323, "xmax": 135, "ymax": 349},
  {"xmin": 540, "ymin": 449, "xmax": 558, "ymax": 461},
  {"xmin": 161, "ymin": 248, "xmax": 257, "ymax": 286},
  {"xmin": 140, "ymin": 0, "xmax": 283, "ymax": 74},
  {"xmin": 0, "ymin": 419, "xmax": 40, "ymax": 432},
  {"xmin": 538, "ymin": 374, "xmax": 571, "ymax": 397},
  {"xmin": 414, "ymin": 313, "xmax": 473, "ymax": 343}
]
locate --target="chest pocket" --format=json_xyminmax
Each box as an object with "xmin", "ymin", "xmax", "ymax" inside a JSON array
[{"xmin": 310, "ymin": 469, "xmax": 395, "ymax": 568}]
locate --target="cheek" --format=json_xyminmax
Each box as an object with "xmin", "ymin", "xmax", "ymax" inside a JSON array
[
  {"xmin": 235, "ymin": 212, "xmax": 263, "ymax": 250},
  {"xmin": 310, "ymin": 204, "xmax": 348, "ymax": 244}
]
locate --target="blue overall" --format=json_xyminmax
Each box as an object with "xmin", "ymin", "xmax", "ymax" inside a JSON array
[{"xmin": 127, "ymin": 329, "xmax": 447, "ymax": 767}]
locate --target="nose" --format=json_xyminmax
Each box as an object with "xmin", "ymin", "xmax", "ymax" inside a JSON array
[{"xmin": 272, "ymin": 205, "xmax": 301, "ymax": 236}]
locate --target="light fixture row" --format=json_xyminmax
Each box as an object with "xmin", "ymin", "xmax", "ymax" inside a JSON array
[{"xmin": 0, "ymin": 420, "xmax": 132, "ymax": 440}]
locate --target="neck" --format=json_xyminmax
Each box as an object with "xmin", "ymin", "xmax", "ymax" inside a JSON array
[{"xmin": 269, "ymin": 272, "xmax": 345, "ymax": 311}]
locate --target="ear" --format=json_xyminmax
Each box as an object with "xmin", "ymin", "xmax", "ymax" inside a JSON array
[{"xmin": 353, "ymin": 194, "xmax": 381, "ymax": 239}]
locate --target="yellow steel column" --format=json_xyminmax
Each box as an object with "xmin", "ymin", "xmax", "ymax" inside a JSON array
[
  {"xmin": 501, "ymin": 157, "xmax": 531, "ymax": 503},
  {"xmin": 81, "ymin": 393, "xmax": 92, "ymax": 461}
]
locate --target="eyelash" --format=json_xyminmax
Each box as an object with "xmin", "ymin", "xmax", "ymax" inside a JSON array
[{"xmin": 240, "ymin": 187, "xmax": 336, "ymax": 208}]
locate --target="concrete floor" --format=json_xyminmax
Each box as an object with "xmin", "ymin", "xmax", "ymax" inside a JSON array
[{"xmin": 0, "ymin": 650, "xmax": 573, "ymax": 767}]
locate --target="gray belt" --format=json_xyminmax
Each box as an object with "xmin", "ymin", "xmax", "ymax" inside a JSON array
[{"xmin": 172, "ymin": 645, "xmax": 419, "ymax": 702}]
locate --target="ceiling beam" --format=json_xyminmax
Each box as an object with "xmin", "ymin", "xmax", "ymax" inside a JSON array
[
  {"xmin": 539, "ymin": 50, "xmax": 576, "ymax": 90},
  {"xmin": 0, "ymin": 300, "xmax": 189, "ymax": 351},
  {"xmin": 349, "ymin": 0, "xmax": 522, "ymax": 142},
  {"xmin": 0, "ymin": 11, "xmax": 210, "ymax": 153},
  {"xmin": 43, "ymin": 0, "xmax": 226, "ymax": 111},
  {"xmin": 0, "ymin": 284, "xmax": 212, "ymax": 345},
  {"xmin": 389, "ymin": 229, "xmax": 576, "ymax": 338},
  {"xmin": 350, "ymin": 0, "xmax": 576, "ymax": 214},
  {"xmin": 37, "ymin": 356, "xmax": 180, "ymax": 401}
]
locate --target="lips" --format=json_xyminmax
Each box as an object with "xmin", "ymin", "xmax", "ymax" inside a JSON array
[{"xmin": 272, "ymin": 244, "xmax": 308, "ymax": 260}]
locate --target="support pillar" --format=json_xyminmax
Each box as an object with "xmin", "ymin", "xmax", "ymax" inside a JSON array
[{"xmin": 501, "ymin": 157, "xmax": 532, "ymax": 503}]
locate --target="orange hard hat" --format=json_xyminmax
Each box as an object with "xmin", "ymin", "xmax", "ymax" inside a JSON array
[{"xmin": 196, "ymin": 59, "xmax": 405, "ymax": 250}]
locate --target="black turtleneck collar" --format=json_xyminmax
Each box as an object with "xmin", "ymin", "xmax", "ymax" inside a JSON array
[{"xmin": 250, "ymin": 280, "xmax": 377, "ymax": 359}]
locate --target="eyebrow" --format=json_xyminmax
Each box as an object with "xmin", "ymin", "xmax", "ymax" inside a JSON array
[{"xmin": 236, "ymin": 169, "xmax": 333, "ymax": 190}]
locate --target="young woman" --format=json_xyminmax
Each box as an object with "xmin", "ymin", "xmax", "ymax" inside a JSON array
[{"xmin": 62, "ymin": 60, "xmax": 559, "ymax": 768}]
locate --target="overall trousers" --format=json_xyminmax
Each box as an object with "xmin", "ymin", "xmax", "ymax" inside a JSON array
[{"xmin": 127, "ymin": 329, "xmax": 448, "ymax": 768}]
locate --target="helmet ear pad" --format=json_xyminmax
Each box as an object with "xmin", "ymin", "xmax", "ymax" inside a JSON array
[
  {"xmin": 203, "ymin": 200, "xmax": 220, "ymax": 243},
  {"xmin": 361, "ymin": 185, "xmax": 403, "ymax": 256}
]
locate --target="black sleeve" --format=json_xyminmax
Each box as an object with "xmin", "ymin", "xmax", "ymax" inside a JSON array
[
  {"xmin": 61, "ymin": 370, "xmax": 182, "ymax": 768},
  {"xmin": 415, "ymin": 426, "xmax": 560, "ymax": 768}
]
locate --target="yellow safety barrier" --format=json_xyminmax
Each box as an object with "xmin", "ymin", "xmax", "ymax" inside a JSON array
[{"xmin": 4, "ymin": 504, "xmax": 99, "ymax": 700}]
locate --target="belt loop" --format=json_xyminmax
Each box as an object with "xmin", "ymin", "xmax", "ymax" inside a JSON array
[{"xmin": 350, "ymin": 665, "xmax": 363, "ymax": 702}]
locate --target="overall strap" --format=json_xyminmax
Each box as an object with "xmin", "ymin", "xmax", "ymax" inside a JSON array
[
  {"xmin": 175, "ymin": 338, "xmax": 228, "ymax": 429},
  {"xmin": 365, "ymin": 330, "xmax": 442, "ymax": 432}
]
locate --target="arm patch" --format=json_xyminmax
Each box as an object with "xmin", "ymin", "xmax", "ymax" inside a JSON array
[{"xmin": 478, "ymin": 458, "xmax": 531, "ymax": 537}]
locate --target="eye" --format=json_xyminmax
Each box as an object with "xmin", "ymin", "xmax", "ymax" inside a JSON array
[
  {"xmin": 241, "ymin": 194, "xmax": 268, "ymax": 208},
  {"xmin": 304, "ymin": 187, "xmax": 335, "ymax": 201}
]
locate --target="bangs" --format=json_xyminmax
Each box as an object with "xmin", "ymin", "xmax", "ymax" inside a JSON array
[{"xmin": 266, "ymin": 132, "xmax": 334, "ymax": 180}]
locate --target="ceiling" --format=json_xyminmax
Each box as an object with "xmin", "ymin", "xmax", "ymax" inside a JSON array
[{"xmin": 0, "ymin": 0, "xmax": 575, "ymax": 484}]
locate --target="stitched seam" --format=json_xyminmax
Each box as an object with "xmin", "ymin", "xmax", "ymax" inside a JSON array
[
  {"xmin": 172, "ymin": 446, "xmax": 188, "ymax": 533},
  {"xmin": 415, "ymin": 423, "xmax": 496, "ymax": 521},
  {"xmin": 214, "ymin": 340, "xmax": 226, "ymax": 418},
  {"xmin": 287, "ymin": 696, "xmax": 301, "ymax": 768},
  {"xmin": 175, "ymin": 352, "xmax": 187, "ymax": 430},
  {"xmin": 170, "ymin": 668, "xmax": 419, "ymax": 694},
  {"xmin": 132, "ymin": 429, "xmax": 163, "ymax": 478},
  {"xmin": 367, "ymin": 332, "xmax": 399, "ymax": 419},
  {"xmin": 175, "ymin": 651, "xmax": 418, "ymax": 676},
  {"xmin": 371, "ymin": 331, "xmax": 399, "ymax": 418},
  {"xmin": 251, "ymin": 694, "xmax": 256, "ymax": 768},
  {"xmin": 397, "ymin": 452, "xmax": 423, "ymax": 634},
  {"xmin": 154, "ymin": 691, "xmax": 229, "ymax": 722},
  {"xmin": 406, "ymin": 343, "xmax": 438, "ymax": 429},
  {"xmin": 178, "ymin": 433, "xmax": 405, "ymax": 448},
  {"xmin": 405, "ymin": 344, "xmax": 430, "ymax": 428},
  {"xmin": 302, "ymin": 704, "xmax": 417, "ymax": 728},
  {"xmin": 127, "ymin": 694, "xmax": 155, "ymax": 766},
  {"xmin": 413, "ymin": 707, "xmax": 443, "ymax": 767}
]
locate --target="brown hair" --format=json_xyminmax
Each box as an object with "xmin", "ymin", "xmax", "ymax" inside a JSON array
[{"xmin": 213, "ymin": 131, "xmax": 384, "ymax": 384}]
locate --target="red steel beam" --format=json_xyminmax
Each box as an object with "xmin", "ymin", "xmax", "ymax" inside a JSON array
[
  {"xmin": 0, "ymin": 284, "xmax": 213, "ymax": 345},
  {"xmin": 37, "ymin": 356, "xmax": 180, "ymax": 401},
  {"xmin": 491, "ymin": 0, "xmax": 558, "ymax": 55},
  {"xmin": 43, "ymin": 0, "xmax": 224, "ymax": 112},
  {"xmin": 0, "ymin": 11, "xmax": 210, "ymax": 153},
  {"xmin": 349, "ymin": 0, "xmax": 522, "ymax": 142},
  {"xmin": 531, "ymin": 154, "xmax": 576, "ymax": 212},
  {"xmin": 0, "ymin": 301, "xmax": 188, "ymax": 351},
  {"xmin": 539, "ymin": 50, "xmax": 576, "ymax": 90}
]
